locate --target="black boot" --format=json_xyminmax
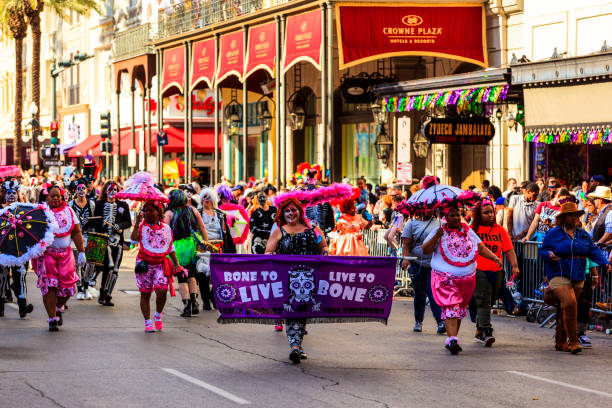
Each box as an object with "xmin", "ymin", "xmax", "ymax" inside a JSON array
[
  {"xmin": 102, "ymin": 296, "xmax": 114, "ymax": 307},
  {"xmin": 181, "ymin": 300, "xmax": 192, "ymax": 317},
  {"xmin": 98, "ymin": 289, "xmax": 107, "ymax": 305},
  {"xmin": 190, "ymin": 294, "xmax": 199, "ymax": 315},
  {"xmin": 17, "ymin": 298, "xmax": 33, "ymax": 318},
  {"xmin": 0, "ymin": 298, "xmax": 4, "ymax": 317},
  {"xmin": 48, "ymin": 319, "xmax": 59, "ymax": 332}
]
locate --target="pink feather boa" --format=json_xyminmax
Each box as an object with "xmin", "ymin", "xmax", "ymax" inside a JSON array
[
  {"xmin": 273, "ymin": 183, "xmax": 355, "ymax": 207},
  {"xmin": 219, "ymin": 203, "xmax": 250, "ymax": 244}
]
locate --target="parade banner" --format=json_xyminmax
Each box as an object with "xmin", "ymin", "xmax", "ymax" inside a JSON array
[
  {"xmin": 335, "ymin": 3, "xmax": 487, "ymax": 69},
  {"xmin": 283, "ymin": 9, "xmax": 323, "ymax": 73},
  {"xmin": 210, "ymin": 254, "xmax": 397, "ymax": 324},
  {"xmin": 161, "ymin": 46, "xmax": 185, "ymax": 96},
  {"xmin": 244, "ymin": 21, "xmax": 276, "ymax": 79},
  {"xmin": 191, "ymin": 38, "xmax": 216, "ymax": 91},
  {"xmin": 216, "ymin": 30, "xmax": 245, "ymax": 85}
]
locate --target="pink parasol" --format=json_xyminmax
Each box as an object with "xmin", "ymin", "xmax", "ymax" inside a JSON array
[
  {"xmin": 219, "ymin": 203, "xmax": 250, "ymax": 244},
  {"xmin": 115, "ymin": 172, "xmax": 169, "ymax": 203}
]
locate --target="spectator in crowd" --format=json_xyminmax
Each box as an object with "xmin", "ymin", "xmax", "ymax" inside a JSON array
[
  {"xmin": 503, "ymin": 178, "xmax": 518, "ymax": 200},
  {"xmin": 366, "ymin": 183, "xmax": 377, "ymax": 208},
  {"xmin": 538, "ymin": 179, "xmax": 560, "ymax": 203},
  {"xmin": 507, "ymin": 182, "xmax": 540, "ymax": 240},
  {"xmin": 582, "ymin": 198, "xmax": 598, "ymax": 233},
  {"xmin": 355, "ymin": 177, "xmax": 369, "ymax": 214},
  {"xmin": 522, "ymin": 188, "xmax": 572, "ymax": 242},
  {"xmin": 588, "ymin": 186, "xmax": 612, "ymax": 246},
  {"xmin": 481, "ymin": 180, "xmax": 490, "ymax": 190},
  {"xmin": 588, "ymin": 174, "xmax": 605, "ymax": 194},
  {"xmin": 231, "ymin": 184, "xmax": 244, "ymax": 203}
]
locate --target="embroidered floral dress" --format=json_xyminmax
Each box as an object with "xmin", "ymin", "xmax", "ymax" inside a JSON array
[
  {"xmin": 135, "ymin": 222, "xmax": 174, "ymax": 293},
  {"xmin": 329, "ymin": 214, "xmax": 369, "ymax": 256}
]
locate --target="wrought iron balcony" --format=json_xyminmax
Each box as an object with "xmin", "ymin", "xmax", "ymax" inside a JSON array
[
  {"xmin": 157, "ymin": 0, "xmax": 292, "ymax": 39},
  {"xmin": 113, "ymin": 22, "xmax": 156, "ymax": 62}
]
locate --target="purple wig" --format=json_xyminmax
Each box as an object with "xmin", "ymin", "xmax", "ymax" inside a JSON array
[{"xmin": 216, "ymin": 184, "xmax": 233, "ymax": 205}]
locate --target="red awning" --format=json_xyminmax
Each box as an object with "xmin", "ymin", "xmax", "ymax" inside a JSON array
[
  {"xmin": 161, "ymin": 46, "xmax": 186, "ymax": 97},
  {"xmin": 154, "ymin": 126, "xmax": 221, "ymax": 154},
  {"xmin": 191, "ymin": 38, "xmax": 216, "ymax": 91},
  {"xmin": 67, "ymin": 127, "xmax": 150, "ymax": 157},
  {"xmin": 283, "ymin": 9, "xmax": 322, "ymax": 74},
  {"xmin": 336, "ymin": 4, "xmax": 487, "ymax": 69},
  {"xmin": 244, "ymin": 21, "xmax": 276, "ymax": 79},
  {"xmin": 216, "ymin": 30, "xmax": 245, "ymax": 85}
]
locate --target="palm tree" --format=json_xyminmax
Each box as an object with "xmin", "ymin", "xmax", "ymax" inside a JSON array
[
  {"xmin": 0, "ymin": 0, "xmax": 28, "ymax": 166},
  {"xmin": 24, "ymin": 0, "xmax": 99, "ymax": 153}
]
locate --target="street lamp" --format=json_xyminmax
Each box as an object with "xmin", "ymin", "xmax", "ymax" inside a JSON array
[
  {"xmin": 287, "ymin": 90, "xmax": 306, "ymax": 131},
  {"xmin": 507, "ymin": 112, "xmax": 517, "ymax": 130},
  {"xmin": 257, "ymin": 99, "xmax": 274, "ymax": 131},
  {"xmin": 371, "ymin": 101, "xmax": 388, "ymax": 126},
  {"xmin": 223, "ymin": 99, "xmax": 242, "ymax": 137},
  {"xmin": 374, "ymin": 125, "xmax": 393, "ymax": 163},
  {"xmin": 413, "ymin": 133, "xmax": 430, "ymax": 159}
]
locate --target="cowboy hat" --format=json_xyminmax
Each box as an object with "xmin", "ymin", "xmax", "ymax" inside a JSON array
[
  {"xmin": 587, "ymin": 186, "xmax": 612, "ymax": 201},
  {"xmin": 557, "ymin": 201, "xmax": 585, "ymax": 217}
]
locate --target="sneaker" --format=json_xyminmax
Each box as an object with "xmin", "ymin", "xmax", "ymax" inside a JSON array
[
  {"xmin": 154, "ymin": 314, "xmax": 163, "ymax": 331},
  {"xmin": 436, "ymin": 322, "xmax": 446, "ymax": 334},
  {"xmin": 413, "ymin": 321, "xmax": 423, "ymax": 332},
  {"xmin": 445, "ymin": 339, "xmax": 462, "ymax": 355},
  {"xmin": 474, "ymin": 331, "xmax": 486, "ymax": 344},
  {"xmin": 299, "ymin": 348, "xmax": 308, "ymax": 360},
  {"xmin": 48, "ymin": 318, "xmax": 59, "ymax": 332},
  {"xmin": 84, "ymin": 291, "xmax": 92, "ymax": 300},
  {"xmin": 76, "ymin": 292, "xmax": 85, "ymax": 300},
  {"xmin": 274, "ymin": 324, "xmax": 284, "ymax": 331},
  {"xmin": 87, "ymin": 286, "xmax": 98, "ymax": 297},
  {"xmin": 289, "ymin": 349, "xmax": 301, "ymax": 364},
  {"xmin": 578, "ymin": 335, "xmax": 592, "ymax": 348},
  {"xmin": 483, "ymin": 329, "xmax": 495, "ymax": 347},
  {"xmin": 145, "ymin": 320, "xmax": 155, "ymax": 332}
]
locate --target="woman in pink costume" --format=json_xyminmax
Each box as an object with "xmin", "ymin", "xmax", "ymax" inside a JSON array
[
  {"xmin": 33, "ymin": 185, "xmax": 86, "ymax": 332},
  {"xmin": 130, "ymin": 201, "xmax": 182, "ymax": 332},
  {"xmin": 329, "ymin": 199, "xmax": 372, "ymax": 256},
  {"xmin": 422, "ymin": 204, "xmax": 501, "ymax": 355}
]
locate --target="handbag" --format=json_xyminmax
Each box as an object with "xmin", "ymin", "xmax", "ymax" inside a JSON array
[{"xmin": 135, "ymin": 260, "xmax": 149, "ymax": 274}]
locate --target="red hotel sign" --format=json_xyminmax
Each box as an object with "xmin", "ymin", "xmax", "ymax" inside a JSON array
[
  {"xmin": 191, "ymin": 38, "xmax": 216, "ymax": 90},
  {"xmin": 216, "ymin": 30, "xmax": 244, "ymax": 85},
  {"xmin": 244, "ymin": 21, "xmax": 276, "ymax": 79},
  {"xmin": 283, "ymin": 9, "xmax": 322, "ymax": 73},
  {"xmin": 335, "ymin": 3, "xmax": 487, "ymax": 69},
  {"xmin": 161, "ymin": 46, "xmax": 185, "ymax": 96}
]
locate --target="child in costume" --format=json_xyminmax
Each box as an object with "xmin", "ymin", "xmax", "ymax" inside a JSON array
[{"xmin": 329, "ymin": 199, "xmax": 372, "ymax": 256}]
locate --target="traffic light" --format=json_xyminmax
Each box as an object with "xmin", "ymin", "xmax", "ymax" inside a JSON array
[{"xmin": 100, "ymin": 111, "xmax": 112, "ymax": 153}]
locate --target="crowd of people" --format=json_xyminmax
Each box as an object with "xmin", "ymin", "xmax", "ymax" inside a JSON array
[{"xmin": 1, "ymin": 161, "xmax": 610, "ymax": 361}]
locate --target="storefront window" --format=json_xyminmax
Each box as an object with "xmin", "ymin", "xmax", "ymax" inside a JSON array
[{"xmin": 341, "ymin": 122, "xmax": 381, "ymax": 185}]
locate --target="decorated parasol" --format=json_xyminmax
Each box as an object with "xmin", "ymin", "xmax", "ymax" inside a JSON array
[
  {"xmin": 0, "ymin": 202, "xmax": 58, "ymax": 266},
  {"xmin": 397, "ymin": 176, "xmax": 480, "ymax": 216},
  {"xmin": 115, "ymin": 172, "xmax": 169, "ymax": 203},
  {"xmin": 273, "ymin": 183, "xmax": 356, "ymax": 208},
  {"xmin": 0, "ymin": 165, "xmax": 21, "ymax": 178},
  {"xmin": 219, "ymin": 203, "xmax": 249, "ymax": 244}
]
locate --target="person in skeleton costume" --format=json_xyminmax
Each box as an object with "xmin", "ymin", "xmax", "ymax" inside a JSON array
[
  {"xmin": 0, "ymin": 179, "xmax": 34, "ymax": 318},
  {"xmin": 297, "ymin": 163, "xmax": 335, "ymax": 237},
  {"xmin": 265, "ymin": 197, "xmax": 328, "ymax": 364},
  {"xmin": 69, "ymin": 178, "xmax": 96, "ymax": 300},
  {"xmin": 91, "ymin": 181, "xmax": 132, "ymax": 306},
  {"xmin": 33, "ymin": 185, "xmax": 86, "ymax": 331},
  {"xmin": 249, "ymin": 191, "xmax": 276, "ymax": 254}
]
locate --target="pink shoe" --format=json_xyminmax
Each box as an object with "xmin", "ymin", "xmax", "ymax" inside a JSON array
[
  {"xmin": 274, "ymin": 324, "xmax": 284, "ymax": 331},
  {"xmin": 145, "ymin": 320, "xmax": 155, "ymax": 332},
  {"xmin": 154, "ymin": 313, "xmax": 163, "ymax": 331}
]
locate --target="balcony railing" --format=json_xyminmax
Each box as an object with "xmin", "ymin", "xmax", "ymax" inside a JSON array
[
  {"xmin": 113, "ymin": 22, "xmax": 156, "ymax": 62},
  {"xmin": 157, "ymin": 0, "xmax": 292, "ymax": 39}
]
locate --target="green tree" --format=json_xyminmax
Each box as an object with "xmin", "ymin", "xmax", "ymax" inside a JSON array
[{"xmin": 0, "ymin": 0, "xmax": 28, "ymax": 166}]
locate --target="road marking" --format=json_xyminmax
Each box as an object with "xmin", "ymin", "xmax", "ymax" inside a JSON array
[
  {"xmin": 161, "ymin": 368, "xmax": 250, "ymax": 405},
  {"xmin": 120, "ymin": 290, "xmax": 140, "ymax": 295},
  {"xmin": 508, "ymin": 371, "xmax": 612, "ymax": 398}
]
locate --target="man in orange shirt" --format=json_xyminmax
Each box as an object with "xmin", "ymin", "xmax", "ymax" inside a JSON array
[{"xmin": 471, "ymin": 199, "xmax": 520, "ymax": 346}]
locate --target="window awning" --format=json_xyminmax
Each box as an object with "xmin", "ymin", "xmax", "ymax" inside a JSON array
[
  {"xmin": 161, "ymin": 46, "xmax": 185, "ymax": 97},
  {"xmin": 244, "ymin": 21, "xmax": 276, "ymax": 80},
  {"xmin": 283, "ymin": 9, "xmax": 322, "ymax": 73},
  {"xmin": 335, "ymin": 3, "xmax": 487, "ymax": 70},
  {"xmin": 191, "ymin": 38, "xmax": 216, "ymax": 91}
]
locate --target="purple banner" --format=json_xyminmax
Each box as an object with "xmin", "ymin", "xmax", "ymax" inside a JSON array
[{"xmin": 210, "ymin": 254, "xmax": 397, "ymax": 324}]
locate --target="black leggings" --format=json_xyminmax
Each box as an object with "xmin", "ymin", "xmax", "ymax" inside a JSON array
[{"xmin": 197, "ymin": 273, "xmax": 213, "ymax": 306}]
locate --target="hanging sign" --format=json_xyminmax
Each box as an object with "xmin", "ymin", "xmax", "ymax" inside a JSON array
[
  {"xmin": 161, "ymin": 46, "xmax": 185, "ymax": 96},
  {"xmin": 157, "ymin": 131, "xmax": 168, "ymax": 147},
  {"xmin": 283, "ymin": 9, "xmax": 323, "ymax": 73},
  {"xmin": 336, "ymin": 3, "xmax": 487, "ymax": 69},
  {"xmin": 244, "ymin": 21, "xmax": 276, "ymax": 79},
  {"xmin": 396, "ymin": 162, "xmax": 412, "ymax": 185},
  {"xmin": 216, "ymin": 30, "xmax": 245, "ymax": 85},
  {"xmin": 191, "ymin": 38, "xmax": 216, "ymax": 91},
  {"xmin": 423, "ymin": 117, "xmax": 495, "ymax": 145}
]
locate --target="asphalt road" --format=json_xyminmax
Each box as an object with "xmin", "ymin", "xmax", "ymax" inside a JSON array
[{"xmin": 1, "ymin": 253, "xmax": 611, "ymax": 407}]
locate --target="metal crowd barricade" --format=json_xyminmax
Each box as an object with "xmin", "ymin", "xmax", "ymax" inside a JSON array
[
  {"xmin": 510, "ymin": 240, "xmax": 612, "ymax": 316},
  {"xmin": 362, "ymin": 229, "xmax": 414, "ymax": 297}
]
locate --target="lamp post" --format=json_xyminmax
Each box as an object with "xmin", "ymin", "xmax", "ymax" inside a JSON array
[
  {"xmin": 374, "ymin": 125, "xmax": 393, "ymax": 165},
  {"xmin": 50, "ymin": 53, "xmax": 93, "ymax": 127},
  {"xmin": 28, "ymin": 102, "xmax": 39, "ymax": 171}
]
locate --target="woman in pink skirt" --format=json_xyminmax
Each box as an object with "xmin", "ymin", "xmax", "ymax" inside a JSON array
[{"xmin": 422, "ymin": 205, "xmax": 501, "ymax": 355}]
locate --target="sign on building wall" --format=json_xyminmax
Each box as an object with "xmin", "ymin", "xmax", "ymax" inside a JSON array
[
  {"xmin": 423, "ymin": 117, "xmax": 494, "ymax": 145},
  {"xmin": 163, "ymin": 90, "xmax": 220, "ymax": 119},
  {"xmin": 397, "ymin": 117, "xmax": 411, "ymax": 163},
  {"xmin": 63, "ymin": 112, "xmax": 87, "ymax": 145}
]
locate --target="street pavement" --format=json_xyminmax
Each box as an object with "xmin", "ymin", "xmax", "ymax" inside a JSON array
[{"xmin": 1, "ymin": 252, "xmax": 611, "ymax": 407}]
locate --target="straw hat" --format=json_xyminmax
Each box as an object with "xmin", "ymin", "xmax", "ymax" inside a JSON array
[
  {"xmin": 587, "ymin": 186, "xmax": 612, "ymax": 201},
  {"xmin": 557, "ymin": 201, "xmax": 585, "ymax": 217}
]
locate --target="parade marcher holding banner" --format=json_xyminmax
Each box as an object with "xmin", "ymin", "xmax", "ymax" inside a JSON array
[
  {"xmin": 91, "ymin": 181, "xmax": 132, "ymax": 306},
  {"xmin": 0, "ymin": 179, "xmax": 34, "ymax": 318},
  {"xmin": 33, "ymin": 185, "xmax": 87, "ymax": 331},
  {"xmin": 265, "ymin": 197, "xmax": 329, "ymax": 364},
  {"xmin": 69, "ymin": 178, "xmax": 96, "ymax": 300},
  {"xmin": 131, "ymin": 201, "xmax": 182, "ymax": 332},
  {"xmin": 329, "ymin": 199, "xmax": 372, "ymax": 256},
  {"xmin": 249, "ymin": 191, "xmax": 276, "ymax": 254},
  {"xmin": 422, "ymin": 204, "xmax": 502, "ymax": 355},
  {"xmin": 471, "ymin": 199, "xmax": 520, "ymax": 347},
  {"xmin": 164, "ymin": 189, "xmax": 208, "ymax": 317}
]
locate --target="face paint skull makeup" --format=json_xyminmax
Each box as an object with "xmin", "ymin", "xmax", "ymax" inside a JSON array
[
  {"xmin": 2, "ymin": 180, "xmax": 20, "ymax": 204},
  {"xmin": 284, "ymin": 205, "xmax": 298, "ymax": 224},
  {"xmin": 107, "ymin": 184, "xmax": 118, "ymax": 200},
  {"xmin": 257, "ymin": 193, "xmax": 267, "ymax": 206},
  {"xmin": 76, "ymin": 184, "xmax": 87, "ymax": 197},
  {"xmin": 5, "ymin": 189, "xmax": 17, "ymax": 203}
]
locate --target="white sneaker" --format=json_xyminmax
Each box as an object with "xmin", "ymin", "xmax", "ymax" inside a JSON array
[
  {"xmin": 87, "ymin": 287, "xmax": 99, "ymax": 297},
  {"xmin": 76, "ymin": 292, "xmax": 85, "ymax": 300},
  {"xmin": 84, "ymin": 291, "xmax": 92, "ymax": 300}
]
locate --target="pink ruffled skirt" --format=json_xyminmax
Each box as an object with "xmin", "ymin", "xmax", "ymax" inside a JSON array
[
  {"xmin": 431, "ymin": 270, "xmax": 476, "ymax": 320},
  {"xmin": 32, "ymin": 246, "xmax": 78, "ymax": 297}
]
